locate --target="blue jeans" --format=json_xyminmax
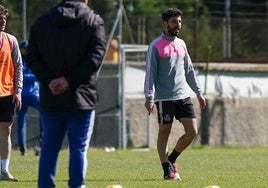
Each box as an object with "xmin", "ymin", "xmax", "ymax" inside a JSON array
[
  {"xmin": 16, "ymin": 94, "xmax": 41, "ymax": 147},
  {"xmin": 38, "ymin": 110, "xmax": 94, "ymax": 188}
]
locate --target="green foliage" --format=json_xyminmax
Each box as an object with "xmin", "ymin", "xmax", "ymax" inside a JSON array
[
  {"xmin": 132, "ymin": 1, "xmax": 165, "ymax": 15},
  {"xmin": 130, "ymin": 0, "xmax": 197, "ymax": 16},
  {"xmin": 232, "ymin": 18, "xmax": 267, "ymax": 60},
  {"xmin": 0, "ymin": 0, "xmax": 13, "ymax": 10},
  {"xmin": 0, "ymin": 0, "xmax": 266, "ymax": 61},
  {"xmin": 0, "ymin": 147, "xmax": 267, "ymax": 187},
  {"xmin": 89, "ymin": 0, "xmax": 115, "ymax": 17},
  {"xmin": 203, "ymin": 0, "xmax": 267, "ymax": 18},
  {"xmin": 197, "ymin": 18, "xmax": 223, "ymax": 61}
]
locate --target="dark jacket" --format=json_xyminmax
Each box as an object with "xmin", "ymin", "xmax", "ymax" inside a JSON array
[{"xmin": 27, "ymin": 0, "xmax": 106, "ymax": 112}]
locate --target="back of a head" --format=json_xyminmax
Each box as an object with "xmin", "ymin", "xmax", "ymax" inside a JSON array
[
  {"xmin": 162, "ymin": 8, "xmax": 183, "ymax": 22},
  {"xmin": 19, "ymin": 40, "xmax": 28, "ymax": 49}
]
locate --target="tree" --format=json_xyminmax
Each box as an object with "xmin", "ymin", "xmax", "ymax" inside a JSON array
[{"xmin": 203, "ymin": 0, "xmax": 267, "ymax": 18}]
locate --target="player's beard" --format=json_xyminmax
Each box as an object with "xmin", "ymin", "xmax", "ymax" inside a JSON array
[{"xmin": 167, "ymin": 25, "xmax": 180, "ymax": 37}]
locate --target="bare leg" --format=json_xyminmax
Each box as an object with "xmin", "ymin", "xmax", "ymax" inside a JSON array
[
  {"xmin": 0, "ymin": 122, "xmax": 12, "ymax": 160},
  {"xmin": 174, "ymin": 118, "xmax": 198, "ymax": 153},
  {"xmin": 157, "ymin": 123, "xmax": 172, "ymax": 163},
  {"xmin": 0, "ymin": 122, "xmax": 18, "ymax": 181}
]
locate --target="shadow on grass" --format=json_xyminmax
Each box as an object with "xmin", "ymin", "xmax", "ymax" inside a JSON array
[
  {"xmin": 87, "ymin": 178, "xmax": 160, "ymax": 182},
  {"xmin": 15, "ymin": 179, "xmax": 69, "ymax": 182}
]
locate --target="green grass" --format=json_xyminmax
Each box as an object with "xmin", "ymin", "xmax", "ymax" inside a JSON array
[{"xmin": 0, "ymin": 146, "xmax": 267, "ymax": 188}]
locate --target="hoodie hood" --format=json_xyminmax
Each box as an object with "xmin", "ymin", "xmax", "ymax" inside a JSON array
[{"xmin": 49, "ymin": 0, "xmax": 92, "ymax": 28}]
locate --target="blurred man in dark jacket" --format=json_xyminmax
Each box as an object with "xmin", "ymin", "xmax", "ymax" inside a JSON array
[{"xmin": 27, "ymin": 0, "xmax": 106, "ymax": 187}]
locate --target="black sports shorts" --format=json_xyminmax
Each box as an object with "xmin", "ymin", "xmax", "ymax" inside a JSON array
[
  {"xmin": 0, "ymin": 95, "xmax": 15, "ymax": 122},
  {"xmin": 155, "ymin": 97, "xmax": 196, "ymax": 124}
]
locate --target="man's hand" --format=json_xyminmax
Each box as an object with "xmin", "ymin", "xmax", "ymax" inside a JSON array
[
  {"xmin": 144, "ymin": 102, "xmax": 154, "ymax": 115},
  {"xmin": 198, "ymin": 96, "xmax": 206, "ymax": 109},
  {"xmin": 49, "ymin": 77, "xmax": 69, "ymax": 95},
  {"xmin": 13, "ymin": 93, "xmax": 22, "ymax": 110}
]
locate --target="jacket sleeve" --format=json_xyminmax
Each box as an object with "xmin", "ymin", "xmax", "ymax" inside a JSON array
[
  {"xmin": 9, "ymin": 35, "xmax": 23, "ymax": 94},
  {"xmin": 144, "ymin": 45, "xmax": 158, "ymax": 103},
  {"xmin": 184, "ymin": 52, "xmax": 203, "ymax": 97}
]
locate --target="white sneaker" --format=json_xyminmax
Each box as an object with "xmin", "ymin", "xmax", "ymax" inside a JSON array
[
  {"xmin": 0, "ymin": 171, "xmax": 18, "ymax": 181},
  {"xmin": 172, "ymin": 163, "xmax": 181, "ymax": 180}
]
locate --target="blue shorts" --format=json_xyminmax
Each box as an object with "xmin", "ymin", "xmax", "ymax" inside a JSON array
[
  {"xmin": 0, "ymin": 95, "xmax": 15, "ymax": 122},
  {"xmin": 155, "ymin": 97, "xmax": 196, "ymax": 124}
]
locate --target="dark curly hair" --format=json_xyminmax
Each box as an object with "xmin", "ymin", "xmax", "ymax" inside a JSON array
[
  {"xmin": 0, "ymin": 4, "xmax": 9, "ymax": 17},
  {"xmin": 162, "ymin": 8, "xmax": 183, "ymax": 22}
]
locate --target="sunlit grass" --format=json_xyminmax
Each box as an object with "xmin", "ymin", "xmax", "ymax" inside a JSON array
[{"xmin": 0, "ymin": 146, "xmax": 267, "ymax": 188}]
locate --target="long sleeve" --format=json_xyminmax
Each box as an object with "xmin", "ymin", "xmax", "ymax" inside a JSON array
[
  {"xmin": 184, "ymin": 53, "xmax": 202, "ymax": 97},
  {"xmin": 10, "ymin": 35, "xmax": 23, "ymax": 94},
  {"xmin": 144, "ymin": 45, "xmax": 158, "ymax": 103}
]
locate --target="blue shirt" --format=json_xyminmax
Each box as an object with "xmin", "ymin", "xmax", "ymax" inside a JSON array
[{"xmin": 21, "ymin": 56, "xmax": 39, "ymax": 97}]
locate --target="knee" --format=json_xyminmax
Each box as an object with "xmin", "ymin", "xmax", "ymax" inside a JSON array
[
  {"xmin": 158, "ymin": 129, "xmax": 171, "ymax": 139},
  {"xmin": 7, "ymin": 126, "xmax": 12, "ymax": 135},
  {"xmin": 0, "ymin": 123, "xmax": 12, "ymax": 137},
  {"xmin": 186, "ymin": 129, "xmax": 198, "ymax": 139}
]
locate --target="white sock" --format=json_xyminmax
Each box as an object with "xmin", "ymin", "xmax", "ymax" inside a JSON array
[{"xmin": 1, "ymin": 159, "xmax": 9, "ymax": 172}]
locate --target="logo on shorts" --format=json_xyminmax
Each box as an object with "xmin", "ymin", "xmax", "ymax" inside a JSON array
[{"xmin": 163, "ymin": 114, "xmax": 171, "ymax": 122}]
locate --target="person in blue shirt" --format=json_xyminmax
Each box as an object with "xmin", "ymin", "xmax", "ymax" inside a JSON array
[{"xmin": 16, "ymin": 40, "xmax": 42, "ymax": 156}]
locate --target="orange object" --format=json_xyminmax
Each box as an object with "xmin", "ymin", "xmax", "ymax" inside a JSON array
[
  {"xmin": 0, "ymin": 33, "xmax": 14, "ymax": 96},
  {"xmin": 104, "ymin": 38, "xmax": 119, "ymax": 63}
]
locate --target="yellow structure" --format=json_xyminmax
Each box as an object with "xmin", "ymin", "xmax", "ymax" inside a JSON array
[{"xmin": 104, "ymin": 38, "xmax": 119, "ymax": 63}]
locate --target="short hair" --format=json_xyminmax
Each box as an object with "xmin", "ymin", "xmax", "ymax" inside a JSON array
[
  {"xmin": 0, "ymin": 4, "xmax": 9, "ymax": 17},
  {"xmin": 162, "ymin": 8, "xmax": 183, "ymax": 22}
]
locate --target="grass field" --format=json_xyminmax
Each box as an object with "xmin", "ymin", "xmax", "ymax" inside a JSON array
[{"xmin": 0, "ymin": 146, "xmax": 267, "ymax": 188}]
